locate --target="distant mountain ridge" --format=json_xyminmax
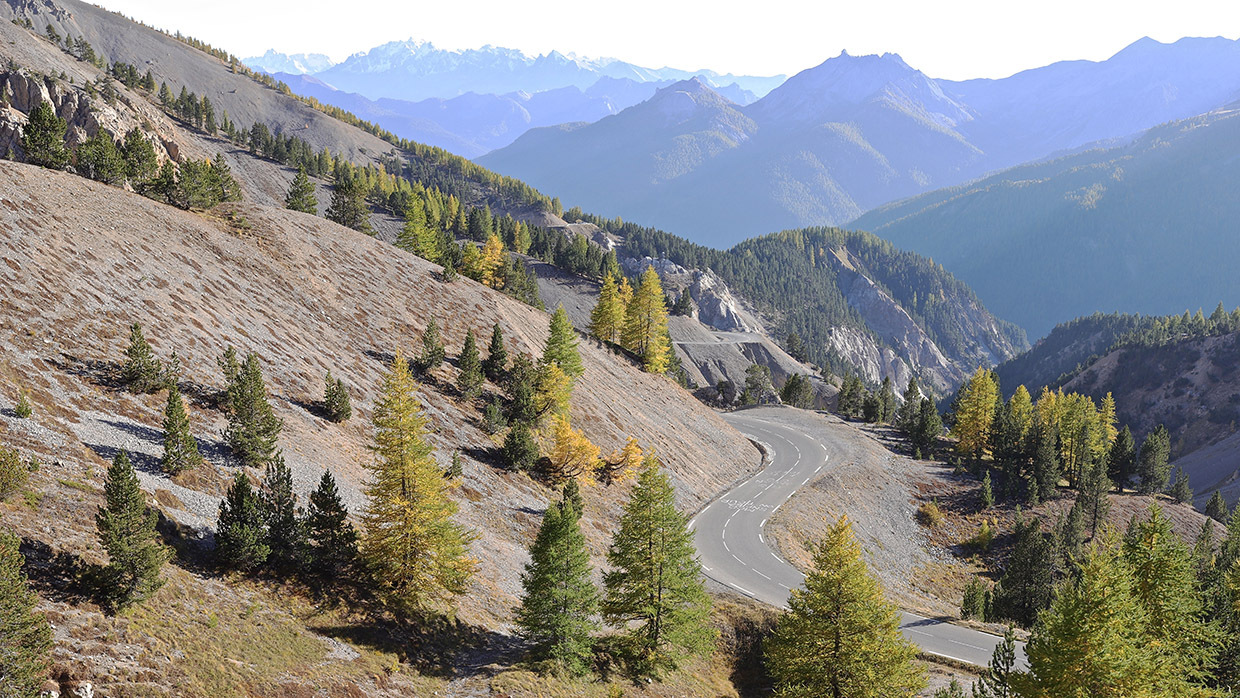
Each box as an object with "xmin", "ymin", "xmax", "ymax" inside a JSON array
[
  {"xmin": 242, "ymin": 48, "xmax": 335, "ymax": 75},
  {"xmin": 479, "ymin": 37, "xmax": 1240, "ymax": 249}
]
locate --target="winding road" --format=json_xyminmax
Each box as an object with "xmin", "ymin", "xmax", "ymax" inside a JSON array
[{"xmin": 691, "ymin": 409, "xmax": 1025, "ymax": 668}]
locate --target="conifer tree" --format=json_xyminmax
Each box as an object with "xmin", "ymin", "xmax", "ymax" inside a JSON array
[
  {"xmin": 534, "ymin": 362, "xmax": 573, "ymax": 419},
  {"xmin": 1170, "ymin": 468, "xmax": 1193, "ymax": 504},
  {"xmin": 418, "ymin": 318, "xmax": 446, "ymax": 372},
  {"xmin": 0, "ymin": 528, "xmax": 52, "ymax": 697},
  {"xmin": 457, "ymin": 329, "xmax": 483, "ymax": 399},
  {"xmin": 973, "ymin": 626, "xmax": 1017, "ymax": 698},
  {"xmin": 284, "ymin": 166, "xmax": 318, "ymax": 215},
  {"xmin": 877, "ymin": 376, "xmax": 896, "ymax": 422},
  {"xmin": 215, "ymin": 472, "xmax": 270, "ymax": 571},
  {"xmin": 1079, "ymin": 460, "xmax": 1111, "ymax": 538},
  {"xmin": 1106, "ymin": 425, "xmax": 1136, "ymax": 491},
  {"xmin": 623, "ymin": 266, "xmax": 671, "ymax": 373},
  {"xmin": 602, "ymin": 457, "xmax": 713, "ymax": 676},
  {"xmin": 304, "ymin": 469, "xmax": 358, "ymax": 578},
  {"xmin": 161, "ymin": 385, "xmax": 202, "ymax": 475},
  {"xmin": 261, "ymin": 454, "xmax": 305, "ymax": 572},
  {"xmin": 913, "ymin": 397, "xmax": 943, "ymax": 453},
  {"xmin": 953, "ymin": 368, "xmax": 999, "ymax": 461},
  {"xmin": 546, "ymin": 414, "xmax": 600, "ymax": 486},
  {"xmin": 0, "ymin": 446, "xmax": 27, "ymax": 500},
  {"xmin": 13, "ymin": 391, "xmax": 31, "ymax": 419},
  {"xmin": 503, "ymin": 420, "xmax": 540, "ymax": 472},
  {"xmin": 780, "ymin": 374, "xmax": 814, "ymax": 409},
  {"xmin": 507, "ymin": 355, "xmax": 538, "ymax": 425},
  {"xmin": 360, "ymin": 353, "xmax": 477, "ymax": 614},
  {"xmin": 20, "ymin": 100, "xmax": 69, "ymax": 169},
  {"xmin": 991, "ymin": 513, "xmax": 1055, "ymax": 627},
  {"xmin": 543, "ymin": 306, "xmax": 584, "ymax": 379},
  {"xmin": 121, "ymin": 322, "xmax": 165, "ymax": 393},
  {"xmin": 322, "ymin": 371, "xmax": 352, "ymax": 423},
  {"xmin": 897, "ymin": 376, "xmax": 922, "ymax": 434},
  {"xmin": 589, "ymin": 272, "xmax": 626, "ymax": 344},
  {"xmin": 1137, "ymin": 425, "xmax": 1171, "ymax": 495},
  {"xmin": 837, "ymin": 372, "xmax": 864, "ymax": 418},
  {"xmin": 1029, "ymin": 424, "xmax": 1060, "ymax": 503},
  {"xmin": 1206, "ymin": 491, "xmax": 1229, "ymax": 523},
  {"xmin": 120, "ymin": 128, "xmax": 158, "ymax": 192},
  {"xmin": 395, "ymin": 199, "xmax": 438, "ymax": 262},
  {"xmin": 478, "ymin": 234, "xmax": 505, "ymax": 289},
  {"xmin": 561, "ymin": 478, "xmax": 584, "ymax": 518},
  {"xmin": 481, "ymin": 323, "xmax": 508, "ymax": 382},
  {"xmin": 325, "ymin": 177, "xmax": 372, "ymax": 234},
  {"xmin": 981, "ymin": 470, "xmax": 994, "ymax": 509},
  {"xmin": 76, "ymin": 128, "xmax": 124, "ymax": 184},
  {"xmin": 95, "ymin": 451, "xmax": 167, "ymax": 610},
  {"xmin": 599, "ymin": 437, "xmax": 644, "ymax": 486},
  {"xmin": 224, "ymin": 353, "xmax": 283, "ymax": 468},
  {"xmin": 516, "ymin": 495, "xmax": 600, "ymax": 676},
  {"xmin": 765, "ymin": 516, "xmax": 925, "ymax": 698}
]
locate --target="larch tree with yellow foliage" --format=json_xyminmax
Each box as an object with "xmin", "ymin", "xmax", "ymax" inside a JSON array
[
  {"xmin": 765, "ymin": 516, "xmax": 925, "ymax": 698},
  {"xmin": 953, "ymin": 368, "xmax": 1000, "ymax": 461},
  {"xmin": 545, "ymin": 413, "xmax": 600, "ymax": 485},
  {"xmin": 479, "ymin": 233, "xmax": 505, "ymax": 289},
  {"xmin": 623, "ymin": 266, "xmax": 672, "ymax": 374},
  {"xmin": 360, "ymin": 352, "xmax": 477, "ymax": 615},
  {"xmin": 589, "ymin": 273, "xmax": 626, "ymax": 344},
  {"xmin": 599, "ymin": 436, "xmax": 644, "ymax": 485}
]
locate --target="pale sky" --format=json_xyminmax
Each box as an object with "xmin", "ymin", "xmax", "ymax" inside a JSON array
[{"xmin": 95, "ymin": 0, "xmax": 1240, "ymax": 80}]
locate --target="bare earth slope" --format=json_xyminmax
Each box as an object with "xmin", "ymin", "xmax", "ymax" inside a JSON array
[{"xmin": 0, "ymin": 160, "xmax": 759, "ymax": 692}]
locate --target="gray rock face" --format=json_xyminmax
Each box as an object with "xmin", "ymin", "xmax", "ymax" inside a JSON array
[{"xmin": 623, "ymin": 256, "xmax": 760, "ymax": 333}]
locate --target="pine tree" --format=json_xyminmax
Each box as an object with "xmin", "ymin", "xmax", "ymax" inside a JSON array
[
  {"xmin": 1029, "ymin": 424, "xmax": 1060, "ymax": 503},
  {"xmin": 623, "ymin": 266, "xmax": 671, "ymax": 373},
  {"xmin": 1170, "ymin": 468, "xmax": 1193, "ymax": 504},
  {"xmin": 360, "ymin": 353, "xmax": 477, "ymax": 614},
  {"xmin": 1079, "ymin": 459, "xmax": 1111, "ymax": 538},
  {"xmin": 1106, "ymin": 425, "xmax": 1136, "ymax": 492},
  {"xmin": 561, "ymin": 478, "xmax": 584, "ymax": 518},
  {"xmin": 284, "ymin": 166, "xmax": 318, "ymax": 215},
  {"xmin": 322, "ymin": 371, "xmax": 352, "ymax": 423},
  {"xmin": 545, "ymin": 414, "xmax": 600, "ymax": 485},
  {"xmin": 325, "ymin": 177, "xmax": 372, "ymax": 234},
  {"xmin": 516, "ymin": 497, "xmax": 600, "ymax": 676},
  {"xmin": 120, "ymin": 128, "xmax": 158, "ymax": 192},
  {"xmin": 224, "ymin": 353, "xmax": 283, "ymax": 468},
  {"xmin": 0, "ymin": 528, "xmax": 52, "ymax": 697},
  {"xmin": 914, "ymin": 397, "xmax": 943, "ymax": 453},
  {"xmin": 961, "ymin": 575, "xmax": 990, "ymax": 620},
  {"xmin": 602, "ymin": 457, "xmax": 713, "ymax": 676},
  {"xmin": 980, "ymin": 470, "xmax": 995, "ymax": 509},
  {"xmin": 0, "ymin": 446, "xmax": 28, "ymax": 500},
  {"xmin": 396, "ymin": 199, "xmax": 438, "ymax": 262},
  {"xmin": 897, "ymin": 377, "xmax": 922, "ymax": 434},
  {"xmin": 261, "ymin": 454, "xmax": 305, "ymax": 572},
  {"xmin": 76, "ymin": 129, "xmax": 124, "ymax": 184},
  {"xmin": 765, "ymin": 516, "xmax": 925, "ymax": 698},
  {"xmin": 502, "ymin": 421, "xmax": 540, "ymax": 472},
  {"xmin": 215, "ymin": 472, "xmax": 270, "ymax": 571},
  {"xmin": 418, "ymin": 318, "xmax": 446, "ymax": 372},
  {"xmin": 543, "ymin": 306, "xmax": 584, "ymax": 379},
  {"xmin": 507, "ymin": 355, "xmax": 538, "ymax": 425},
  {"xmin": 481, "ymin": 323, "xmax": 508, "ymax": 382},
  {"xmin": 588, "ymin": 272, "xmax": 626, "ymax": 344},
  {"xmin": 20, "ymin": 100, "xmax": 69, "ymax": 169},
  {"xmin": 457, "ymin": 329, "xmax": 483, "ymax": 399},
  {"xmin": 877, "ymin": 376, "xmax": 896, "ymax": 422},
  {"xmin": 13, "ymin": 391, "xmax": 31, "ymax": 419},
  {"xmin": 973, "ymin": 626, "xmax": 1017, "ymax": 698},
  {"xmin": 304, "ymin": 470, "xmax": 358, "ymax": 578},
  {"xmin": 121, "ymin": 322, "xmax": 165, "ymax": 393},
  {"xmin": 95, "ymin": 451, "xmax": 167, "ymax": 610},
  {"xmin": 991, "ymin": 513, "xmax": 1055, "ymax": 627},
  {"xmin": 1137, "ymin": 425, "xmax": 1171, "ymax": 495},
  {"xmin": 780, "ymin": 374, "xmax": 814, "ymax": 409},
  {"xmin": 1206, "ymin": 491, "xmax": 1229, "ymax": 523},
  {"xmin": 161, "ymin": 385, "xmax": 202, "ymax": 475}
]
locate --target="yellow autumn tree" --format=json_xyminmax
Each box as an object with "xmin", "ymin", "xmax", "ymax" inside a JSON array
[
  {"xmin": 618, "ymin": 275, "xmax": 634, "ymax": 309},
  {"xmin": 589, "ymin": 273, "xmax": 626, "ymax": 344},
  {"xmin": 599, "ymin": 436, "xmax": 644, "ymax": 485},
  {"xmin": 546, "ymin": 413, "xmax": 600, "ymax": 486},
  {"xmin": 535, "ymin": 362, "xmax": 573, "ymax": 421},
  {"xmin": 360, "ymin": 352, "xmax": 478, "ymax": 614},
  {"xmin": 623, "ymin": 266, "xmax": 671, "ymax": 373},
  {"xmin": 479, "ymin": 233, "xmax": 505, "ymax": 288},
  {"xmin": 460, "ymin": 242, "xmax": 482, "ymax": 280},
  {"xmin": 953, "ymin": 367, "xmax": 999, "ymax": 460}
]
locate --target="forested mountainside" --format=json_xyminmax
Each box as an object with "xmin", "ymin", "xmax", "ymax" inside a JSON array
[
  {"xmin": 590, "ymin": 212, "xmax": 1027, "ymax": 394},
  {"xmin": 480, "ymin": 37, "xmax": 1240, "ymax": 248},
  {"xmin": 853, "ymin": 106, "xmax": 1240, "ymax": 337}
]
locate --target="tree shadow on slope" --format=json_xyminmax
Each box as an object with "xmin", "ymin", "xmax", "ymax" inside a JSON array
[{"xmin": 314, "ymin": 614, "xmax": 522, "ymax": 680}]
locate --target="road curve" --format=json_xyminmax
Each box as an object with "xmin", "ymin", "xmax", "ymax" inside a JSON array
[{"xmin": 691, "ymin": 410, "xmax": 1025, "ymax": 668}]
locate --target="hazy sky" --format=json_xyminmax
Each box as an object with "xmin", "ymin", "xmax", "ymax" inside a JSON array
[{"xmin": 95, "ymin": 0, "xmax": 1239, "ymax": 79}]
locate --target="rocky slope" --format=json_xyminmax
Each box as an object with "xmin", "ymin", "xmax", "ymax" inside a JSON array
[{"xmin": 0, "ymin": 160, "xmax": 761, "ymax": 694}]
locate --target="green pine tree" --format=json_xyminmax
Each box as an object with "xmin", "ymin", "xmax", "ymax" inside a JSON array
[
  {"xmin": 1137, "ymin": 425, "xmax": 1171, "ymax": 495},
  {"xmin": 1170, "ymin": 468, "xmax": 1193, "ymax": 504},
  {"xmin": 561, "ymin": 478, "xmax": 584, "ymax": 519},
  {"xmin": 224, "ymin": 352, "xmax": 283, "ymax": 468},
  {"xmin": 215, "ymin": 472, "xmax": 269, "ymax": 571},
  {"xmin": 304, "ymin": 469, "xmax": 358, "ymax": 578},
  {"xmin": 1107, "ymin": 426, "xmax": 1136, "ymax": 491},
  {"xmin": 602, "ymin": 457, "xmax": 714, "ymax": 677},
  {"xmin": 516, "ymin": 497, "xmax": 600, "ymax": 676},
  {"xmin": 76, "ymin": 128, "xmax": 124, "ymax": 184},
  {"xmin": 322, "ymin": 371, "xmax": 352, "ymax": 423},
  {"xmin": 260, "ymin": 454, "xmax": 305, "ymax": 572},
  {"xmin": 96, "ymin": 451, "xmax": 167, "ymax": 610},
  {"xmin": 20, "ymin": 100, "xmax": 69, "ymax": 169},
  {"xmin": 120, "ymin": 128, "xmax": 158, "ymax": 192},
  {"xmin": 161, "ymin": 385, "xmax": 202, "ymax": 475},
  {"xmin": 0, "ymin": 528, "xmax": 52, "ymax": 697},
  {"xmin": 765, "ymin": 516, "xmax": 925, "ymax": 698},
  {"xmin": 121, "ymin": 322, "xmax": 165, "ymax": 393},
  {"xmin": 13, "ymin": 391, "xmax": 32, "ymax": 419},
  {"xmin": 418, "ymin": 318, "xmax": 446, "ymax": 372},
  {"xmin": 973, "ymin": 626, "xmax": 1017, "ymax": 698},
  {"xmin": 502, "ymin": 421, "xmax": 539, "ymax": 472},
  {"xmin": 981, "ymin": 470, "xmax": 995, "ymax": 509},
  {"xmin": 482, "ymin": 323, "xmax": 508, "ymax": 382},
  {"xmin": 283, "ymin": 166, "xmax": 318, "ymax": 215},
  {"xmin": 542, "ymin": 306, "xmax": 584, "ymax": 379},
  {"xmin": 1206, "ymin": 491, "xmax": 1229, "ymax": 523},
  {"xmin": 457, "ymin": 329, "xmax": 483, "ymax": 399},
  {"xmin": 325, "ymin": 176, "xmax": 372, "ymax": 234},
  {"xmin": 991, "ymin": 513, "xmax": 1055, "ymax": 627}
]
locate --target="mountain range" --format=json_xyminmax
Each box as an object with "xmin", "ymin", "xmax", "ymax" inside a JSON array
[
  {"xmin": 479, "ymin": 37, "xmax": 1240, "ymax": 250},
  {"xmin": 242, "ymin": 48, "xmax": 335, "ymax": 74}
]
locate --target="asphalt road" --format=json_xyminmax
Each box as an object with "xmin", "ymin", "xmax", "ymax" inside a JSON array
[{"xmin": 692, "ymin": 410, "xmax": 1025, "ymax": 668}]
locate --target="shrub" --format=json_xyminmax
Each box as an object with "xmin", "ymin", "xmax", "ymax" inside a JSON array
[
  {"xmin": 916, "ymin": 500, "xmax": 945, "ymax": 527},
  {"xmin": 0, "ymin": 446, "xmax": 28, "ymax": 500},
  {"xmin": 14, "ymin": 391, "xmax": 32, "ymax": 419},
  {"xmin": 966, "ymin": 519, "xmax": 996, "ymax": 552}
]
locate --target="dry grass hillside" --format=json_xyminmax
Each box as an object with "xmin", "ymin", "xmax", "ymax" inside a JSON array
[{"xmin": 0, "ymin": 160, "xmax": 763, "ymax": 695}]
